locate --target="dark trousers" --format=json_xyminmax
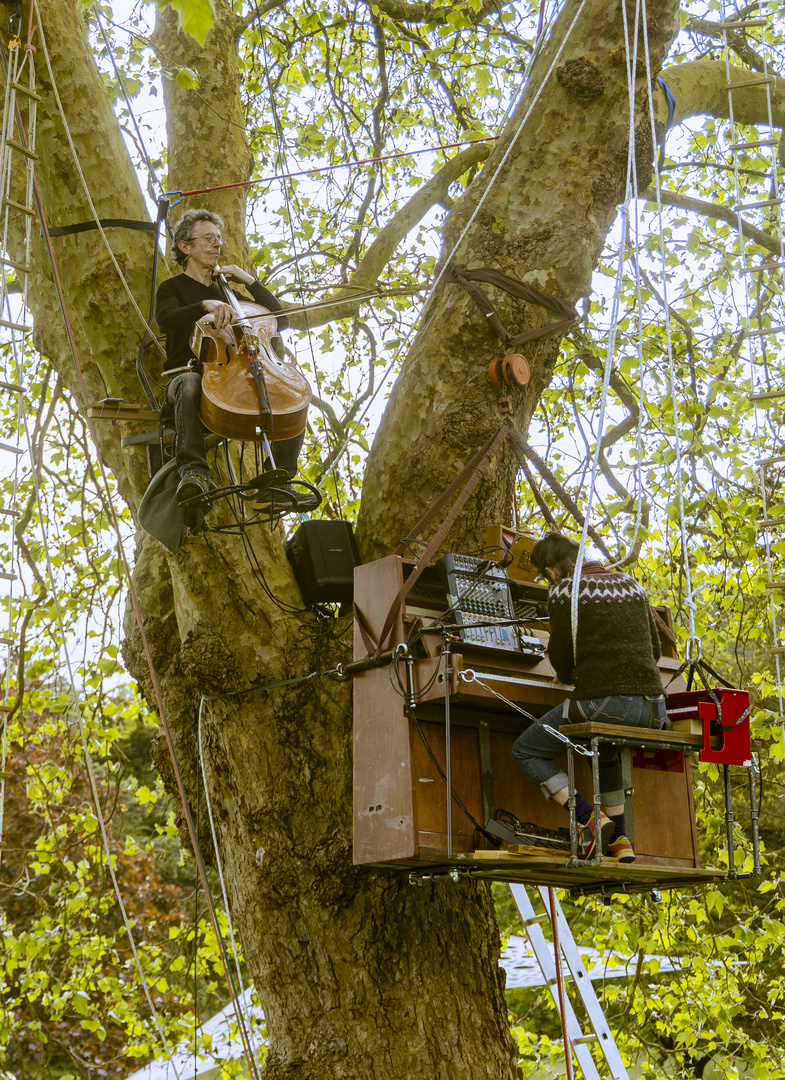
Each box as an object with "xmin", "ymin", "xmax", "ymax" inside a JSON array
[
  {"xmin": 167, "ymin": 371, "xmax": 303, "ymax": 479},
  {"xmin": 512, "ymin": 694, "xmax": 667, "ymax": 804}
]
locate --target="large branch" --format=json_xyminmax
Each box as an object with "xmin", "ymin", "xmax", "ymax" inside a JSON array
[
  {"xmin": 643, "ymin": 187, "xmax": 781, "ymax": 255},
  {"xmin": 368, "ymin": 0, "xmax": 501, "ymax": 24},
  {"xmin": 657, "ymin": 59, "xmax": 785, "ymax": 131},
  {"xmin": 685, "ymin": 16, "xmax": 768, "ymax": 72},
  {"xmin": 286, "ymin": 142, "xmax": 492, "ymax": 331}
]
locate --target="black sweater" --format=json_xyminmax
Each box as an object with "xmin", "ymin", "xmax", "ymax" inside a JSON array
[
  {"xmin": 155, "ymin": 273, "xmax": 289, "ymax": 370},
  {"xmin": 547, "ymin": 562, "xmax": 665, "ymax": 699}
]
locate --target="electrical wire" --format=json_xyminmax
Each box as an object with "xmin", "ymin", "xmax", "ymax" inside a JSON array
[{"xmin": 255, "ymin": 23, "xmax": 344, "ymax": 518}]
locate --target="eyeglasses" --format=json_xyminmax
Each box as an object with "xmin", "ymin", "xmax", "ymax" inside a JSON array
[{"xmin": 188, "ymin": 232, "xmax": 224, "ymax": 245}]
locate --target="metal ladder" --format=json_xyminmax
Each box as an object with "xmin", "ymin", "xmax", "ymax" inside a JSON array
[{"xmin": 510, "ymin": 884, "xmax": 629, "ymax": 1080}]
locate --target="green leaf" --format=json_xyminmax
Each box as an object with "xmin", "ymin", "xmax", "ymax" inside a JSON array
[{"xmin": 176, "ymin": 66, "xmax": 201, "ymax": 90}]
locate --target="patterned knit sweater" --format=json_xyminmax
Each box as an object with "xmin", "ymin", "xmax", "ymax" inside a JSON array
[{"xmin": 547, "ymin": 562, "xmax": 665, "ymax": 700}]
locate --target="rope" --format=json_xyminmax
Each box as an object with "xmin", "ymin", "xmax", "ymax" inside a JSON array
[
  {"xmin": 198, "ymin": 699, "xmax": 263, "ymax": 1065},
  {"xmin": 640, "ymin": 0, "xmax": 700, "ymax": 661},
  {"xmin": 718, "ymin": 0, "xmax": 785, "ymax": 741},
  {"xmin": 14, "ymin": 345, "xmax": 183, "ymax": 1077},
  {"xmin": 569, "ymin": 0, "xmax": 643, "ymax": 657},
  {"xmin": 92, "ymin": 4, "xmax": 166, "ymax": 203},
  {"xmin": 316, "ymin": 0, "xmax": 590, "ymax": 484},
  {"xmin": 0, "ymin": 29, "xmax": 30, "ymax": 866},
  {"xmin": 168, "ymin": 136, "xmax": 499, "ymax": 201},
  {"xmin": 255, "ymin": 19, "xmax": 344, "ymax": 516}
]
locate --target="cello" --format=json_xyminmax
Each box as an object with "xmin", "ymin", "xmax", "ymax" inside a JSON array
[{"xmin": 189, "ymin": 273, "xmax": 311, "ymax": 443}]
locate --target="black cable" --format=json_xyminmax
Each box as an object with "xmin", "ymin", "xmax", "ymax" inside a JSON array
[{"xmin": 404, "ymin": 701, "xmax": 495, "ymax": 842}]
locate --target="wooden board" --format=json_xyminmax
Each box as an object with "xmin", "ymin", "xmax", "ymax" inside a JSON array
[
  {"xmin": 87, "ymin": 402, "xmax": 160, "ymax": 422},
  {"xmin": 353, "ymin": 665, "xmax": 416, "ymax": 863}
]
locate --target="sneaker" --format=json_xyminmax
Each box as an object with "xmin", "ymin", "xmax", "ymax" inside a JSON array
[
  {"xmin": 608, "ymin": 835, "xmax": 635, "ymax": 863},
  {"xmin": 177, "ymin": 471, "xmax": 211, "ymax": 505},
  {"xmin": 579, "ymin": 811, "xmax": 614, "ymax": 859}
]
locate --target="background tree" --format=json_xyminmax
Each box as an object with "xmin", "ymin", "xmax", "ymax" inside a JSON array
[{"xmin": 0, "ymin": 0, "xmax": 784, "ymax": 1077}]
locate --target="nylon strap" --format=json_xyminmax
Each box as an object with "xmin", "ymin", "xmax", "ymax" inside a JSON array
[
  {"xmin": 368, "ymin": 423, "xmax": 509, "ymax": 659},
  {"xmin": 445, "ymin": 265, "xmax": 578, "ymax": 348},
  {"xmin": 519, "ymin": 457, "xmax": 560, "ymax": 532},
  {"xmin": 507, "ymin": 426, "xmax": 610, "ymax": 557},
  {"xmin": 45, "ymin": 217, "xmax": 159, "ymax": 237}
]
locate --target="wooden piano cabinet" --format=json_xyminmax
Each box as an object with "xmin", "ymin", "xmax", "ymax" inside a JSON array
[{"xmin": 352, "ymin": 554, "xmax": 716, "ymax": 889}]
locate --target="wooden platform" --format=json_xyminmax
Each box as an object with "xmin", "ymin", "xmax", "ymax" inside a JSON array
[
  {"xmin": 404, "ymin": 850, "xmax": 727, "ymax": 894},
  {"xmin": 351, "ymin": 554, "xmax": 729, "ymax": 892}
]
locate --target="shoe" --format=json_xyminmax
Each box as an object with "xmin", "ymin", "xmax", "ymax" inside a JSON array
[
  {"xmin": 608, "ymin": 835, "xmax": 635, "ymax": 863},
  {"xmin": 579, "ymin": 811, "xmax": 614, "ymax": 859},
  {"xmin": 177, "ymin": 471, "xmax": 211, "ymax": 505}
]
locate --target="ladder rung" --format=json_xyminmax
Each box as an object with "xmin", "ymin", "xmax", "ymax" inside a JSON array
[
  {"xmin": 0, "ymin": 572, "xmax": 16, "ymax": 581},
  {"xmin": 0, "ymin": 770, "xmax": 9, "ymax": 780},
  {"xmin": 736, "ymin": 198, "xmax": 783, "ymax": 211},
  {"xmin": 0, "ymin": 380, "xmax": 22, "ymax": 393},
  {"xmin": 771, "ymin": 646, "xmax": 785, "ymax": 655},
  {"xmin": 758, "ymin": 517, "xmax": 785, "ymax": 528},
  {"xmin": 523, "ymin": 913, "xmax": 550, "ymax": 926},
  {"xmin": 0, "ymin": 256, "xmax": 30, "ymax": 274},
  {"xmin": 4, "ymin": 138, "xmax": 38, "ymax": 161},
  {"xmin": 765, "ymin": 580, "xmax": 785, "ymax": 590},
  {"xmin": 747, "ymin": 325, "xmax": 785, "ymax": 339},
  {"xmin": 2, "ymin": 198, "xmax": 35, "ymax": 218},
  {"xmin": 0, "ymin": 703, "xmax": 13, "ymax": 712},
  {"xmin": 0, "ymin": 637, "xmax": 13, "ymax": 645},
  {"xmin": 715, "ymin": 18, "xmax": 770, "ymax": 29},
  {"xmin": 739, "ymin": 261, "xmax": 785, "ymax": 274},
  {"xmin": 0, "ymin": 442, "xmax": 23, "ymax": 456},
  {"xmin": 725, "ymin": 76, "xmax": 775, "ymax": 90},
  {"xmin": 10, "ymin": 80, "xmax": 42, "ymax": 102},
  {"xmin": 0, "ymin": 318, "xmax": 31, "ymax": 334},
  {"xmin": 757, "ymin": 454, "xmax": 785, "ymax": 466},
  {"xmin": 572, "ymin": 1033, "xmax": 599, "ymax": 1045},
  {"xmin": 749, "ymin": 389, "xmax": 785, "ymax": 402},
  {"xmin": 0, "ymin": 507, "xmax": 20, "ymax": 518},
  {"xmin": 730, "ymin": 138, "xmax": 779, "ymax": 152}
]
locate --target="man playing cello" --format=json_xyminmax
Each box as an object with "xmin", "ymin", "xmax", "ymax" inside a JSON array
[{"xmin": 156, "ymin": 208, "xmax": 308, "ymax": 508}]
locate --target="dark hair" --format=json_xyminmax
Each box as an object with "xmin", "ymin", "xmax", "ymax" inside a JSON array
[
  {"xmin": 172, "ymin": 208, "xmax": 224, "ymax": 266},
  {"xmin": 530, "ymin": 532, "xmax": 580, "ymax": 579}
]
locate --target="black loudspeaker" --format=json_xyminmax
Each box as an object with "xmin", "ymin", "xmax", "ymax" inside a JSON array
[{"xmin": 284, "ymin": 520, "xmax": 360, "ymax": 607}]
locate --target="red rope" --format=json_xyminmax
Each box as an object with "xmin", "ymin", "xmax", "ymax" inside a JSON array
[
  {"xmin": 549, "ymin": 887, "xmax": 575, "ymax": 1080},
  {"xmin": 172, "ymin": 134, "xmax": 499, "ymax": 200},
  {"xmin": 537, "ymin": 0, "xmax": 548, "ymax": 38}
]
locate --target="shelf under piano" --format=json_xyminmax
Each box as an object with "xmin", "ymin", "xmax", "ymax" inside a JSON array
[{"xmin": 352, "ymin": 553, "xmax": 739, "ymax": 893}]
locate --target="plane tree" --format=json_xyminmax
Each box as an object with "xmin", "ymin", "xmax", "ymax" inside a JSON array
[{"xmin": 1, "ymin": 0, "xmax": 785, "ymax": 1076}]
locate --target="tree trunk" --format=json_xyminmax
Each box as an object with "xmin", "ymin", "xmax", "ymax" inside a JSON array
[
  {"xmin": 357, "ymin": 0, "xmax": 679, "ymax": 560},
  {"xmin": 2, "ymin": 0, "xmax": 691, "ymax": 1077}
]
